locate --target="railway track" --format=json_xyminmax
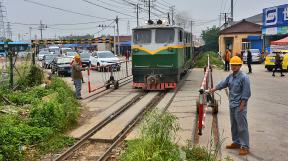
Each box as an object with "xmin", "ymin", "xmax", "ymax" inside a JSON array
[
  {"xmin": 53, "ymin": 70, "xmax": 192, "ymax": 161},
  {"xmin": 53, "ymin": 91, "xmax": 166, "ymax": 161}
]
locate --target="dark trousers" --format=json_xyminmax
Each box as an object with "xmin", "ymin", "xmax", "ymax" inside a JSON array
[
  {"xmin": 273, "ymin": 64, "xmax": 284, "ymax": 75},
  {"xmin": 225, "ymin": 61, "xmax": 230, "ymax": 71},
  {"xmin": 247, "ymin": 61, "xmax": 252, "ymax": 73}
]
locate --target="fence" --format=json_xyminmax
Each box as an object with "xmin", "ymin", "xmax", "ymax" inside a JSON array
[{"xmin": 87, "ymin": 59, "xmax": 132, "ymax": 93}]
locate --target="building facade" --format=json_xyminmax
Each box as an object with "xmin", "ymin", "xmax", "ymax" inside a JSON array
[
  {"xmin": 262, "ymin": 4, "xmax": 288, "ymax": 52},
  {"xmin": 219, "ymin": 20, "xmax": 262, "ymax": 56}
]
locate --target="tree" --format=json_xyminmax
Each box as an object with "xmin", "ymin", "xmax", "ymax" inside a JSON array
[{"xmin": 201, "ymin": 26, "xmax": 220, "ymax": 52}]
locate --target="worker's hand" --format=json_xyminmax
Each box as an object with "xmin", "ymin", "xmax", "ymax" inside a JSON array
[
  {"xmin": 239, "ymin": 101, "xmax": 246, "ymax": 112},
  {"xmin": 209, "ymin": 88, "xmax": 217, "ymax": 93}
]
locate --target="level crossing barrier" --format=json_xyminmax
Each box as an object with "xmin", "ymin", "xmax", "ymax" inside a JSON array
[
  {"xmin": 87, "ymin": 59, "xmax": 132, "ymax": 93},
  {"xmin": 197, "ymin": 54, "xmax": 220, "ymax": 135}
]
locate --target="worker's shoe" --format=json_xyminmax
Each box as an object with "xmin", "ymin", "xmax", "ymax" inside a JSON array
[
  {"xmin": 226, "ymin": 143, "xmax": 240, "ymax": 149},
  {"xmin": 239, "ymin": 148, "xmax": 249, "ymax": 155}
]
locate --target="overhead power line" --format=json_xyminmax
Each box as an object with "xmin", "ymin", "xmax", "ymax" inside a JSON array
[
  {"xmin": 24, "ymin": 0, "xmax": 112, "ymax": 20},
  {"xmin": 80, "ymin": 0, "xmax": 135, "ymax": 18}
]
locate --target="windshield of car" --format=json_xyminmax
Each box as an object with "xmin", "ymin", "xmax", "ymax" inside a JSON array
[
  {"xmin": 98, "ymin": 52, "xmax": 116, "ymax": 58},
  {"xmin": 57, "ymin": 58, "xmax": 73, "ymax": 64},
  {"xmin": 66, "ymin": 52, "xmax": 77, "ymax": 57},
  {"xmin": 80, "ymin": 52, "xmax": 90, "ymax": 59},
  {"xmin": 39, "ymin": 51, "xmax": 50, "ymax": 55},
  {"xmin": 250, "ymin": 49, "xmax": 260, "ymax": 53},
  {"xmin": 155, "ymin": 28, "xmax": 175, "ymax": 43},
  {"xmin": 133, "ymin": 29, "xmax": 152, "ymax": 44},
  {"xmin": 44, "ymin": 55, "xmax": 56, "ymax": 60}
]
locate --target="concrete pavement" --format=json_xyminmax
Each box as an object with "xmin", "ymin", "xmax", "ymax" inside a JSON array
[{"xmin": 213, "ymin": 64, "xmax": 288, "ymax": 161}]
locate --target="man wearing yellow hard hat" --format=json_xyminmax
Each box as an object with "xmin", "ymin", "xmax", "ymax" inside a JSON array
[
  {"xmin": 71, "ymin": 54, "xmax": 83, "ymax": 99},
  {"xmin": 210, "ymin": 56, "xmax": 251, "ymax": 155}
]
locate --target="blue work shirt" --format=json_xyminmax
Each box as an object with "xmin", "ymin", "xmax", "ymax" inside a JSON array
[{"xmin": 216, "ymin": 71, "xmax": 251, "ymax": 108}]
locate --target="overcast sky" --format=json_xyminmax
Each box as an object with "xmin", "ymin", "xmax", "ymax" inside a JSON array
[{"xmin": 2, "ymin": 0, "xmax": 288, "ymax": 41}]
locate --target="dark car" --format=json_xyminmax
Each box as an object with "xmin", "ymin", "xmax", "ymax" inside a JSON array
[
  {"xmin": 51, "ymin": 57, "xmax": 73, "ymax": 76},
  {"xmin": 80, "ymin": 51, "xmax": 91, "ymax": 67},
  {"xmin": 42, "ymin": 54, "xmax": 58, "ymax": 69}
]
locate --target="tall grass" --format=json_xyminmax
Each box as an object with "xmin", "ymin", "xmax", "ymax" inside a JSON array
[
  {"xmin": 193, "ymin": 51, "xmax": 224, "ymax": 69},
  {"xmin": 120, "ymin": 110, "xmax": 181, "ymax": 161}
]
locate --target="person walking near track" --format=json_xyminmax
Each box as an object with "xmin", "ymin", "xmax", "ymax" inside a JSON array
[
  {"xmin": 224, "ymin": 49, "xmax": 231, "ymax": 71},
  {"xmin": 210, "ymin": 56, "xmax": 251, "ymax": 156},
  {"xmin": 247, "ymin": 50, "xmax": 252, "ymax": 74},
  {"xmin": 272, "ymin": 52, "xmax": 285, "ymax": 77},
  {"xmin": 71, "ymin": 54, "xmax": 83, "ymax": 99}
]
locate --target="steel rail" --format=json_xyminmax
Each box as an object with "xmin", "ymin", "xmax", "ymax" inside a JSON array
[{"xmin": 53, "ymin": 91, "xmax": 146, "ymax": 161}]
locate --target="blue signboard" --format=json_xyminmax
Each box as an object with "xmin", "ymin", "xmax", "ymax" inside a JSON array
[{"xmin": 263, "ymin": 4, "xmax": 288, "ymax": 28}]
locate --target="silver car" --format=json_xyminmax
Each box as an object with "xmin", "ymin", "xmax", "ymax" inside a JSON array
[{"xmin": 242, "ymin": 49, "xmax": 262, "ymax": 63}]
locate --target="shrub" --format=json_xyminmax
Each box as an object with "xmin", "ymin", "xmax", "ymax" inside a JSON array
[
  {"xmin": 120, "ymin": 110, "xmax": 181, "ymax": 161},
  {"xmin": 193, "ymin": 51, "xmax": 223, "ymax": 69}
]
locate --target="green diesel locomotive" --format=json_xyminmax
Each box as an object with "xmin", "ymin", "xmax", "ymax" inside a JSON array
[{"xmin": 132, "ymin": 23, "xmax": 194, "ymax": 90}]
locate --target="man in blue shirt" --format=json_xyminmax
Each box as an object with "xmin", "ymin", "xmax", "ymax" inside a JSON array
[{"xmin": 210, "ymin": 56, "xmax": 251, "ymax": 155}]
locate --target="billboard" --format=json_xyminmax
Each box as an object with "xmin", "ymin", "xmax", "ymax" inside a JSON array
[{"xmin": 263, "ymin": 4, "xmax": 288, "ymax": 28}]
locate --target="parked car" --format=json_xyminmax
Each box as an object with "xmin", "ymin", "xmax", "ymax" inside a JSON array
[
  {"xmin": 38, "ymin": 51, "xmax": 51, "ymax": 61},
  {"xmin": 17, "ymin": 51, "xmax": 29, "ymax": 58},
  {"xmin": 242, "ymin": 49, "xmax": 262, "ymax": 63},
  {"xmin": 90, "ymin": 51, "xmax": 121, "ymax": 71},
  {"xmin": 42, "ymin": 54, "xmax": 58, "ymax": 69},
  {"xmin": 0, "ymin": 50, "xmax": 7, "ymax": 58},
  {"xmin": 80, "ymin": 51, "xmax": 91, "ymax": 67},
  {"xmin": 60, "ymin": 47, "xmax": 73, "ymax": 55},
  {"xmin": 51, "ymin": 57, "xmax": 73, "ymax": 76},
  {"xmin": 65, "ymin": 51, "xmax": 78, "ymax": 58}
]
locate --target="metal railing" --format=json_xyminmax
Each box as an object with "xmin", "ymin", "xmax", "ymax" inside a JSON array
[{"xmin": 87, "ymin": 60, "xmax": 132, "ymax": 93}]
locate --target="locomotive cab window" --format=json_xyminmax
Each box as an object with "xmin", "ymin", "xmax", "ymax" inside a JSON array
[
  {"xmin": 155, "ymin": 28, "xmax": 175, "ymax": 43},
  {"xmin": 133, "ymin": 29, "xmax": 152, "ymax": 44}
]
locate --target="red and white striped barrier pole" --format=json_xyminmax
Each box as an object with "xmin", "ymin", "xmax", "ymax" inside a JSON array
[
  {"xmin": 198, "ymin": 55, "xmax": 210, "ymax": 135},
  {"xmin": 87, "ymin": 68, "xmax": 91, "ymax": 93}
]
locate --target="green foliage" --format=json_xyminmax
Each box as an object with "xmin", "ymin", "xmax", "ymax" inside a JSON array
[
  {"xmin": 185, "ymin": 145, "xmax": 217, "ymax": 161},
  {"xmin": 37, "ymin": 134, "xmax": 75, "ymax": 154},
  {"xmin": 193, "ymin": 51, "xmax": 223, "ymax": 69},
  {"xmin": 0, "ymin": 77, "xmax": 80, "ymax": 160},
  {"xmin": 0, "ymin": 115, "xmax": 54, "ymax": 160},
  {"xmin": 17, "ymin": 65, "xmax": 44, "ymax": 89},
  {"xmin": 201, "ymin": 26, "xmax": 220, "ymax": 52},
  {"xmin": 120, "ymin": 110, "xmax": 181, "ymax": 161}
]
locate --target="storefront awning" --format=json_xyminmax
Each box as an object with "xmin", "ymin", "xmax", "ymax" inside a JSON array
[{"xmin": 271, "ymin": 36, "xmax": 288, "ymax": 45}]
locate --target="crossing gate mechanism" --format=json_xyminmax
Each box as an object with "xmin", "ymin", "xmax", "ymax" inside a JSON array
[{"xmin": 196, "ymin": 54, "xmax": 220, "ymax": 136}]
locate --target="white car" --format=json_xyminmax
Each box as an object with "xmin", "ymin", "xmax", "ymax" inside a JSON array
[
  {"xmin": 65, "ymin": 51, "xmax": 78, "ymax": 58},
  {"xmin": 38, "ymin": 51, "xmax": 52, "ymax": 61},
  {"xmin": 90, "ymin": 51, "xmax": 121, "ymax": 71},
  {"xmin": 242, "ymin": 49, "xmax": 262, "ymax": 63}
]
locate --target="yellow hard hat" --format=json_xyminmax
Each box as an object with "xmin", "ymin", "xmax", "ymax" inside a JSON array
[
  {"xmin": 74, "ymin": 54, "xmax": 81, "ymax": 60},
  {"xmin": 230, "ymin": 56, "xmax": 243, "ymax": 65}
]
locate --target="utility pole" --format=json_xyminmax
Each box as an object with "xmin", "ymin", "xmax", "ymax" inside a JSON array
[
  {"xmin": 113, "ymin": 26, "xmax": 116, "ymax": 54},
  {"xmin": 136, "ymin": 4, "xmax": 139, "ymax": 27},
  {"xmin": 115, "ymin": 16, "xmax": 120, "ymax": 56},
  {"xmin": 221, "ymin": 13, "xmax": 229, "ymax": 28},
  {"xmin": 231, "ymin": 0, "xmax": 234, "ymax": 22},
  {"xmin": 29, "ymin": 27, "xmax": 32, "ymax": 42},
  {"xmin": 148, "ymin": 0, "xmax": 151, "ymax": 21},
  {"xmin": 6, "ymin": 22, "xmax": 12, "ymax": 40},
  {"xmin": 0, "ymin": 2, "xmax": 6, "ymax": 41},
  {"xmin": 170, "ymin": 6, "xmax": 175, "ymax": 25},
  {"xmin": 127, "ymin": 20, "xmax": 130, "ymax": 35},
  {"xmin": 168, "ymin": 12, "xmax": 170, "ymax": 25},
  {"xmin": 190, "ymin": 21, "xmax": 194, "ymax": 54},
  {"xmin": 39, "ymin": 20, "xmax": 47, "ymax": 40}
]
